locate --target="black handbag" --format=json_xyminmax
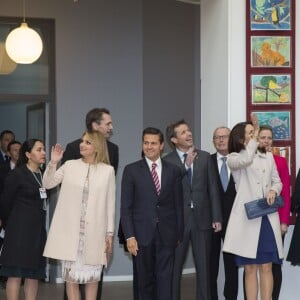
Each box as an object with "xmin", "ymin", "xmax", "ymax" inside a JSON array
[{"xmin": 244, "ymin": 195, "xmax": 284, "ymax": 220}]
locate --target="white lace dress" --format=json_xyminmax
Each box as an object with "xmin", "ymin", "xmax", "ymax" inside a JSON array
[{"xmin": 62, "ymin": 167, "xmax": 103, "ymax": 283}]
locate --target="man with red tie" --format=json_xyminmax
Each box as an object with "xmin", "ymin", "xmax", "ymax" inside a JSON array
[{"xmin": 121, "ymin": 127, "xmax": 183, "ymax": 300}]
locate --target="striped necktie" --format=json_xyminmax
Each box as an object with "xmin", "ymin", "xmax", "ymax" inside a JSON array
[{"xmin": 151, "ymin": 163, "xmax": 160, "ymax": 195}]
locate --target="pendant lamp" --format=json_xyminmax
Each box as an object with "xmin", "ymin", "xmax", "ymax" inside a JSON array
[{"xmin": 5, "ymin": 0, "xmax": 43, "ymax": 64}]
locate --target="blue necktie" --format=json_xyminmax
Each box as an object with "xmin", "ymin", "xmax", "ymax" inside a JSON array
[
  {"xmin": 183, "ymin": 153, "xmax": 192, "ymax": 186},
  {"xmin": 220, "ymin": 157, "xmax": 228, "ymax": 191}
]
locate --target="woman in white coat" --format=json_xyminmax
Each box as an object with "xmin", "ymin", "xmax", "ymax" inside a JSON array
[
  {"xmin": 223, "ymin": 117, "xmax": 283, "ymax": 300},
  {"xmin": 42, "ymin": 132, "xmax": 115, "ymax": 300}
]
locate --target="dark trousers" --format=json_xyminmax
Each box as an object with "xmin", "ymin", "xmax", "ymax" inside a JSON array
[
  {"xmin": 210, "ymin": 231, "xmax": 238, "ymax": 300},
  {"xmin": 63, "ymin": 271, "xmax": 103, "ymax": 300},
  {"xmin": 243, "ymin": 235, "xmax": 285, "ymax": 300},
  {"xmin": 133, "ymin": 228, "xmax": 175, "ymax": 300},
  {"xmin": 172, "ymin": 211, "xmax": 212, "ymax": 300}
]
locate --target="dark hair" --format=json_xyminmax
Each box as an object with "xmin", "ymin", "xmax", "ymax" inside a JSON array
[
  {"xmin": 17, "ymin": 139, "xmax": 44, "ymax": 167},
  {"xmin": 142, "ymin": 127, "xmax": 164, "ymax": 144},
  {"xmin": 85, "ymin": 108, "xmax": 110, "ymax": 132},
  {"xmin": 0, "ymin": 130, "xmax": 15, "ymax": 140},
  {"xmin": 7, "ymin": 140, "xmax": 21, "ymax": 152},
  {"xmin": 259, "ymin": 125, "xmax": 273, "ymax": 137},
  {"xmin": 166, "ymin": 119, "xmax": 188, "ymax": 147},
  {"xmin": 228, "ymin": 122, "xmax": 252, "ymax": 153}
]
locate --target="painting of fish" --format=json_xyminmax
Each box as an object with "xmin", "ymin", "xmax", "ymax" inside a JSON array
[{"xmin": 253, "ymin": 111, "xmax": 291, "ymax": 140}]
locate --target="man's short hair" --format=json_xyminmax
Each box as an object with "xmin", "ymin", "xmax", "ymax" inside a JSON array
[
  {"xmin": 0, "ymin": 130, "xmax": 15, "ymax": 140},
  {"xmin": 142, "ymin": 127, "xmax": 164, "ymax": 144},
  {"xmin": 7, "ymin": 140, "xmax": 21, "ymax": 152},
  {"xmin": 85, "ymin": 108, "xmax": 110, "ymax": 132},
  {"xmin": 165, "ymin": 119, "xmax": 188, "ymax": 147}
]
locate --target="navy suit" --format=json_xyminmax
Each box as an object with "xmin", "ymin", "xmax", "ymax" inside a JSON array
[
  {"xmin": 164, "ymin": 149, "xmax": 222, "ymax": 300},
  {"xmin": 121, "ymin": 158, "xmax": 183, "ymax": 300},
  {"xmin": 210, "ymin": 153, "xmax": 238, "ymax": 300}
]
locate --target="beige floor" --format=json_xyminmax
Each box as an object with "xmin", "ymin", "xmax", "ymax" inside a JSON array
[{"xmin": 0, "ymin": 274, "xmax": 196, "ymax": 299}]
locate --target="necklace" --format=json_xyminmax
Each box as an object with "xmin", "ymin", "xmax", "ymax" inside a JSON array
[
  {"xmin": 30, "ymin": 169, "xmax": 43, "ymax": 187},
  {"xmin": 27, "ymin": 164, "xmax": 47, "ymax": 210}
]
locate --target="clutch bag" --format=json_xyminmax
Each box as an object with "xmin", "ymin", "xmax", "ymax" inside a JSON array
[{"xmin": 244, "ymin": 195, "xmax": 284, "ymax": 220}]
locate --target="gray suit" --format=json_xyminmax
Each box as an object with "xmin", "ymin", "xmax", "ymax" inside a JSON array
[{"xmin": 164, "ymin": 149, "xmax": 222, "ymax": 300}]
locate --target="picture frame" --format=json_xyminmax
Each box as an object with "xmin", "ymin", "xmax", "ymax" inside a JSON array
[
  {"xmin": 253, "ymin": 111, "xmax": 291, "ymax": 141},
  {"xmin": 250, "ymin": 0, "xmax": 291, "ymax": 31},
  {"xmin": 251, "ymin": 36, "xmax": 291, "ymax": 67},
  {"xmin": 271, "ymin": 146, "xmax": 291, "ymax": 173},
  {"xmin": 251, "ymin": 74, "xmax": 291, "ymax": 104}
]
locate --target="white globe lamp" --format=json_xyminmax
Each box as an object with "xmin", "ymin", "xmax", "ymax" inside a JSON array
[{"xmin": 5, "ymin": 22, "xmax": 43, "ymax": 64}]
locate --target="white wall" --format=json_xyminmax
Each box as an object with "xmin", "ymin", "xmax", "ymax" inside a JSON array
[{"xmin": 201, "ymin": 0, "xmax": 300, "ymax": 298}]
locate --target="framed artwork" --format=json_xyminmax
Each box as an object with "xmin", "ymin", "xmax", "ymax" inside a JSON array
[
  {"xmin": 251, "ymin": 36, "xmax": 291, "ymax": 67},
  {"xmin": 271, "ymin": 146, "xmax": 291, "ymax": 173},
  {"xmin": 251, "ymin": 74, "xmax": 291, "ymax": 104},
  {"xmin": 247, "ymin": 0, "xmax": 295, "ymax": 200},
  {"xmin": 254, "ymin": 111, "xmax": 291, "ymax": 140},
  {"xmin": 250, "ymin": 0, "xmax": 291, "ymax": 31}
]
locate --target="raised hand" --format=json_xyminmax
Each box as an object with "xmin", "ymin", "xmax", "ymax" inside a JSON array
[
  {"xmin": 185, "ymin": 146, "xmax": 197, "ymax": 167},
  {"xmin": 50, "ymin": 144, "xmax": 64, "ymax": 164}
]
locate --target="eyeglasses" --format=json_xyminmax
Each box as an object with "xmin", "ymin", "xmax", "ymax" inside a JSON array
[{"xmin": 213, "ymin": 135, "xmax": 229, "ymax": 141}]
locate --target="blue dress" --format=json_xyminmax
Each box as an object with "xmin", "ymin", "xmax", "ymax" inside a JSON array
[{"xmin": 235, "ymin": 215, "xmax": 282, "ymax": 266}]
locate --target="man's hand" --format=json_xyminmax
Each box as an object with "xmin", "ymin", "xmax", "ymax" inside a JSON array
[
  {"xmin": 212, "ymin": 222, "xmax": 222, "ymax": 232},
  {"xmin": 185, "ymin": 147, "xmax": 197, "ymax": 167},
  {"xmin": 126, "ymin": 237, "xmax": 139, "ymax": 256}
]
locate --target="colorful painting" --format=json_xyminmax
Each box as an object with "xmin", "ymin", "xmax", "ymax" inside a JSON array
[
  {"xmin": 251, "ymin": 36, "xmax": 291, "ymax": 67},
  {"xmin": 271, "ymin": 146, "xmax": 291, "ymax": 173},
  {"xmin": 254, "ymin": 111, "xmax": 291, "ymax": 140},
  {"xmin": 250, "ymin": 0, "xmax": 291, "ymax": 30},
  {"xmin": 251, "ymin": 74, "xmax": 291, "ymax": 104}
]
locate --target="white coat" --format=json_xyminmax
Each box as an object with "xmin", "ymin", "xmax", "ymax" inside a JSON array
[
  {"xmin": 42, "ymin": 159, "xmax": 115, "ymax": 266},
  {"xmin": 223, "ymin": 139, "xmax": 283, "ymax": 259}
]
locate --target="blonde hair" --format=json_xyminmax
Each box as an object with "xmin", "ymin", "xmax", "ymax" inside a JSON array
[{"xmin": 82, "ymin": 131, "xmax": 110, "ymax": 164}]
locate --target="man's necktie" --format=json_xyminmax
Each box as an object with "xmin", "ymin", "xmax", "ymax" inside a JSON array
[
  {"xmin": 4, "ymin": 155, "xmax": 10, "ymax": 162},
  {"xmin": 220, "ymin": 157, "xmax": 228, "ymax": 191},
  {"xmin": 151, "ymin": 163, "xmax": 160, "ymax": 195},
  {"xmin": 183, "ymin": 153, "xmax": 192, "ymax": 186}
]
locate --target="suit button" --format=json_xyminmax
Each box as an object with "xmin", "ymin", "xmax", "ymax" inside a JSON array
[{"xmin": 156, "ymin": 205, "xmax": 160, "ymax": 208}]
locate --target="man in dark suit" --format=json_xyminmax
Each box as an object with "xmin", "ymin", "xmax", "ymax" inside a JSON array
[
  {"xmin": 61, "ymin": 108, "xmax": 118, "ymax": 300},
  {"xmin": 0, "ymin": 130, "xmax": 15, "ymax": 165},
  {"xmin": 62, "ymin": 108, "xmax": 118, "ymax": 172},
  {"xmin": 210, "ymin": 127, "xmax": 238, "ymax": 300},
  {"xmin": 164, "ymin": 119, "xmax": 222, "ymax": 300},
  {"xmin": 121, "ymin": 127, "xmax": 183, "ymax": 300}
]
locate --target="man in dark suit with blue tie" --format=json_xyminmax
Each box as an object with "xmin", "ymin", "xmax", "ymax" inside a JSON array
[
  {"xmin": 121, "ymin": 127, "xmax": 184, "ymax": 300},
  {"xmin": 210, "ymin": 127, "xmax": 238, "ymax": 300},
  {"xmin": 164, "ymin": 119, "xmax": 222, "ymax": 300}
]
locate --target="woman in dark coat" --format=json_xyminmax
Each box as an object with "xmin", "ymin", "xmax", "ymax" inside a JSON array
[
  {"xmin": 287, "ymin": 169, "xmax": 300, "ymax": 264},
  {"xmin": 0, "ymin": 139, "xmax": 47, "ymax": 300}
]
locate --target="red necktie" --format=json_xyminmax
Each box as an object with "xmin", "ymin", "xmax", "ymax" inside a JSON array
[{"xmin": 151, "ymin": 163, "xmax": 160, "ymax": 195}]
